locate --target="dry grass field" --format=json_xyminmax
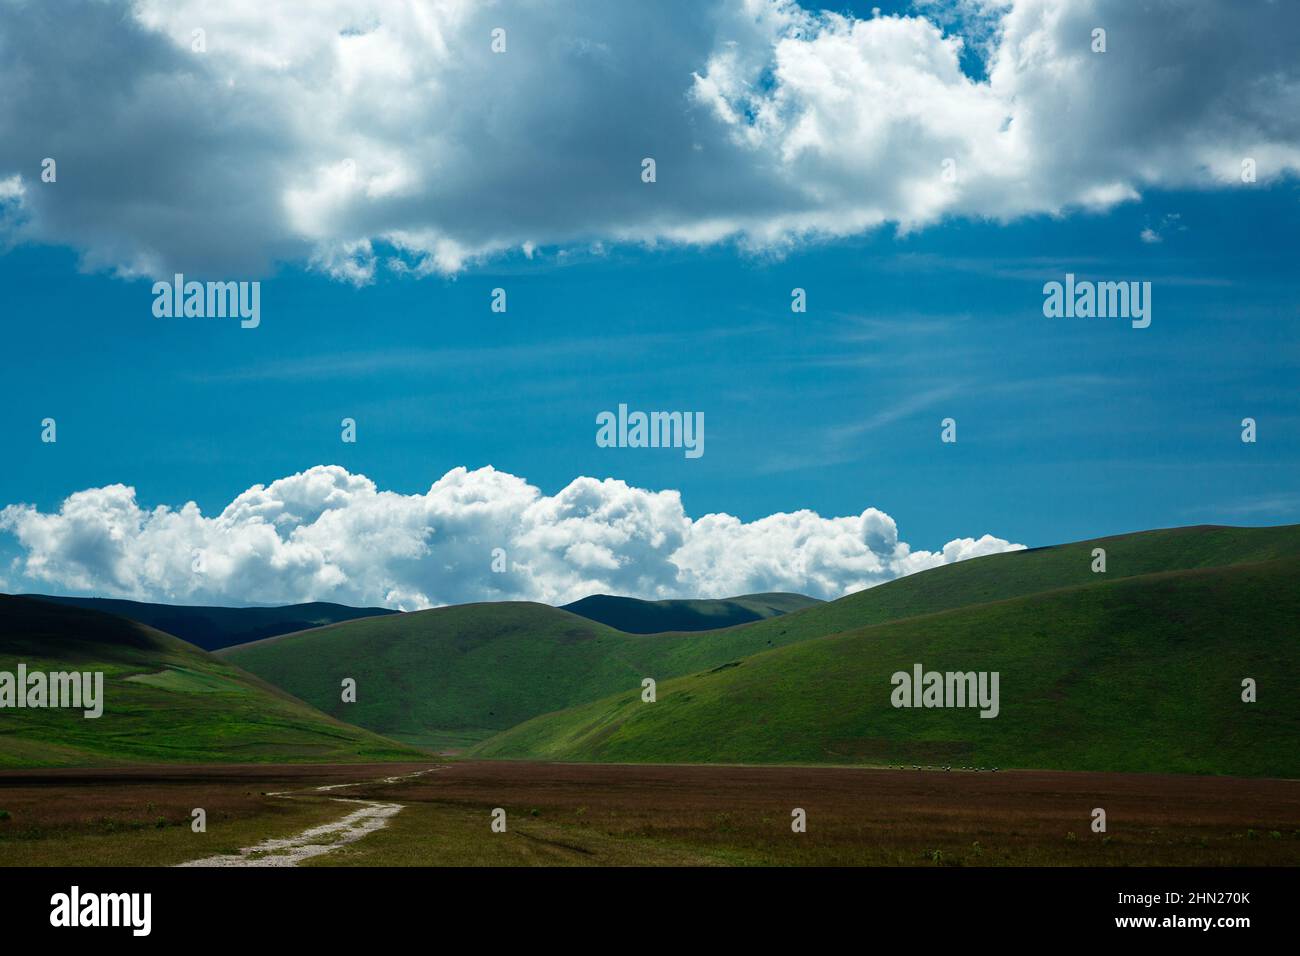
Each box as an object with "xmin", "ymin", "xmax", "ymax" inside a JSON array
[{"xmin": 2, "ymin": 760, "xmax": 1298, "ymax": 867}]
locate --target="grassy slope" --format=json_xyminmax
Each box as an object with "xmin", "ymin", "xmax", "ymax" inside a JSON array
[
  {"xmin": 473, "ymin": 556, "xmax": 1300, "ymax": 778},
  {"xmin": 225, "ymin": 524, "xmax": 1300, "ymax": 752},
  {"xmin": 21, "ymin": 595, "xmax": 396, "ymax": 651},
  {"xmin": 223, "ymin": 594, "xmax": 866, "ymax": 749},
  {"xmin": 709, "ymin": 524, "xmax": 1300, "ymax": 653},
  {"xmin": 0, "ymin": 596, "xmax": 424, "ymax": 768},
  {"xmin": 226, "ymin": 602, "xmax": 787, "ymax": 749},
  {"xmin": 561, "ymin": 592, "xmax": 821, "ymax": 633}
]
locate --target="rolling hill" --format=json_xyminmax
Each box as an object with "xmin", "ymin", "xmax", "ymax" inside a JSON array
[
  {"xmin": 561, "ymin": 592, "xmax": 821, "ymax": 633},
  {"xmin": 21, "ymin": 595, "xmax": 397, "ymax": 651},
  {"xmin": 224, "ymin": 524, "xmax": 1300, "ymax": 758},
  {"xmin": 472, "ymin": 554, "xmax": 1300, "ymax": 778},
  {"xmin": 0, "ymin": 595, "xmax": 424, "ymax": 768},
  {"xmin": 223, "ymin": 601, "xmax": 827, "ymax": 750},
  {"xmin": 692, "ymin": 523, "xmax": 1300, "ymax": 654}
]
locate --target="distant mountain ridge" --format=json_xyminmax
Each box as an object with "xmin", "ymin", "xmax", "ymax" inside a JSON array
[
  {"xmin": 15, "ymin": 591, "xmax": 820, "ymax": 650},
  {"xmin": 19, "ymin": 595, "xmax": 398, "ymax": 651},
  {"xmin": 561, "ymin": 592, "xmax": 822, "ymax": 633}
]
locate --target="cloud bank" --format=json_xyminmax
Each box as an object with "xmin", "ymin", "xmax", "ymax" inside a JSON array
[
  {"xmin": 0, "ymin": 466, "xmax": 1022, "ymax": 608},
  {"xmin": 0, "ymin": 0, "xmax": 1295, "ymax": 280}
]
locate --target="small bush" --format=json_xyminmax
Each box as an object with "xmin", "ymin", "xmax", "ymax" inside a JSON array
[{"xmin": 0, "ymin": 810, "xmax": 11, "ymax": 822}]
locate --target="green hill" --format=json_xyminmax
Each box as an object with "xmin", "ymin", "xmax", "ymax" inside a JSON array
[
  {"xmin": 0, "ymin": 596, "xmax": 424, "ymax": 768},
  {"xmin": 704, "ymin": 524, "xmax": 1300, "ymax": 654},
  {"xmin": 224, "ymin": 601, "xmax": 841, "ymax": 750},
  {"xmin": 472, "ymin": 555, "xmax": 1300, "ymax": 778},
  {"xmin": 561, "ymin": 592, "xmax": 821, "ymax": 633},
  {"xmin": 224, "ymin": 524, "xmax": 1300, "ymax": 755},
  {"xmin": 22, "ymin": 595, "xmax": 397, "ymax": 651}
]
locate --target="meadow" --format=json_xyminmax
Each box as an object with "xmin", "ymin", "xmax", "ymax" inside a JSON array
[{"xmin": 2, "ymin": 761, "xmax": 1297, "ymax": 867}]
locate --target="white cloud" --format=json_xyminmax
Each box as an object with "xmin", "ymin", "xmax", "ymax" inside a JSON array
[
  {"xmin": 0, "ymin": 173, "xmax": 26, "ymax": 247},
  {"xmin": 0, "ymin": 0, "xmax": 1295, "ymax": 280},
  {"xmin": 1139, "ymin": 212, "xmax": 1183, "ymax": 244},
  {"xmin": 0, "ymin": 465, "xmax": 1023, "ymax": 609}
]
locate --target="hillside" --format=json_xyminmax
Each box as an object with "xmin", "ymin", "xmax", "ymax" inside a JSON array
[
  {"xmin": 698, "ymin": 524, "xmax": 1300, "ymax": 655},
  {"xmin": 561, "ymin": 592, "xmax": 821, "ymax": 633},
  {"xmin": 0, "ymin": 596, "xmax": 424, "ymax": 768},
  {"xmin": 22, "ymin": 595, "xmax": 397, "ymax": 651},
  {"xmin": 224, "ymin": 524, "xmax": 1300, "ymax": 754},
  {"xmin": 222, "ymin": 594, "xmax": 872, "ymax": 750},
  {"xmin": 472, "ymin": 555, "xmax": 1300, "ymax": 778},
  {"xmin": 224, "ymin": 601, "xmax": 822, "ymax": 750}
]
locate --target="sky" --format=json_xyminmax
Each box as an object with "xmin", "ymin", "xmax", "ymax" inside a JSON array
[{"xmin": 0, "ymin": 0, "xmax": 1297, "ymax": 608}]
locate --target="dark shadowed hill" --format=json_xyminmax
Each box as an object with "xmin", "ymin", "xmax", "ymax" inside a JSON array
[
  {"xmin": 20, "ymin": 595, "xmax": 397, "ymax": 651},
  {"xmin": 561, "ymin": 592, "xmax": 821, "ymax": 633},
  {"xmin": 0, "ymin": 595, "xmax": 424, "ymax": 768}
]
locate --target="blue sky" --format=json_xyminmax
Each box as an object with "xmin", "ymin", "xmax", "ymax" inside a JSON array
[
  {"xmin": 0, "ymin": 0, "xmax": 1297, "ymax": 607},
  {"xmin": 4, "ymin": 183, "xmax": 1295, "ymax": 539}
]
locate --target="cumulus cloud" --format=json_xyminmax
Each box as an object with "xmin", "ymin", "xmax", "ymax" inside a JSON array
[
  {"xmin": 0, "ymin": 465, "xmax": 1023, "ymax": 609},
  {"xmin": 0, "ymin": 0, "xmax": 1294, "ymax": 280}
]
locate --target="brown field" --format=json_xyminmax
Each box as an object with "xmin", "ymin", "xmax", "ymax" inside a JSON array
[
  {"xmin": 0, "ymin": 763, "xmax": 433, "ymax": 866},
  {"xmin": 2, "ymin": 761, "xmax": 1298, "ymax": 867}
]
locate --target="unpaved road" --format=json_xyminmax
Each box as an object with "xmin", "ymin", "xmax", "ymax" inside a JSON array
[{"xmin": 177, "ymin": 767, "xmax": 445, "ymax": 867}]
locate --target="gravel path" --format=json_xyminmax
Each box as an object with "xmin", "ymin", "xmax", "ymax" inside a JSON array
[{"xmin": 176, "ymin": 767, "xmax": 444, "ymax": 867}]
